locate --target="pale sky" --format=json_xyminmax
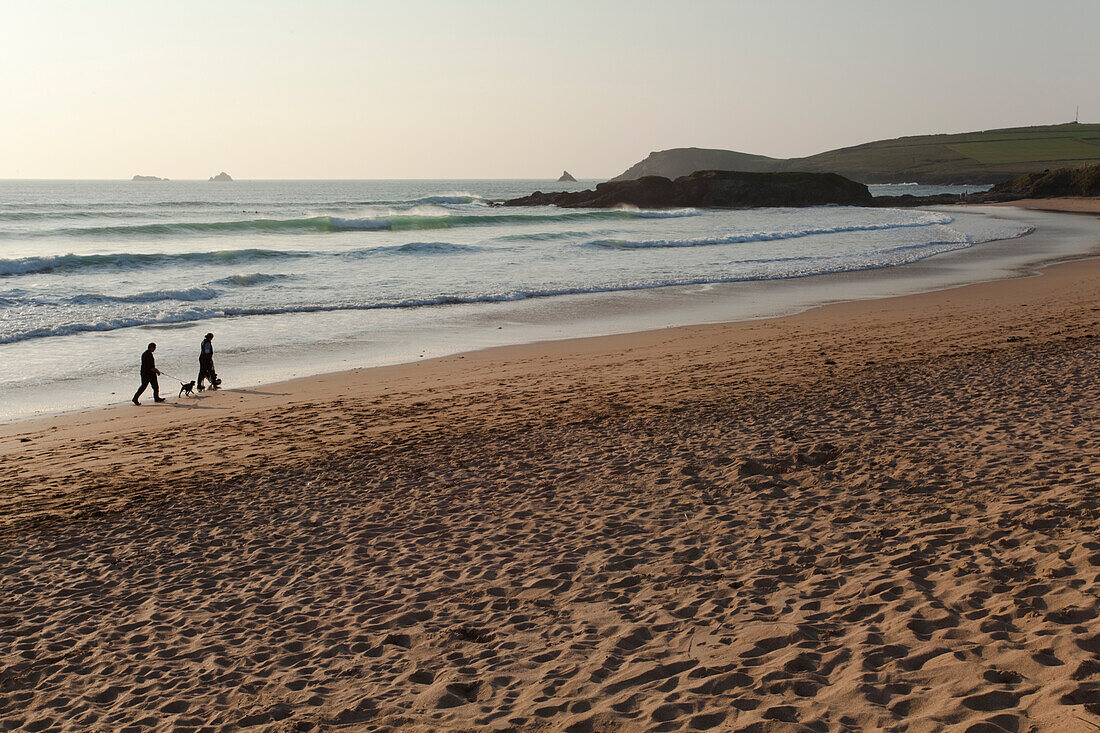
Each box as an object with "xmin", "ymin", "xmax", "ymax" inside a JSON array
[{"xmin": 1, "ymin": 0, "xmax": 1096, "ymax": 179}]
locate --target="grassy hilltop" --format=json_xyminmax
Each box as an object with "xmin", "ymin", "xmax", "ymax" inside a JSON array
[{"xmin": 613, "ymin": 123, "xmax": 1100, "ymax": 185}]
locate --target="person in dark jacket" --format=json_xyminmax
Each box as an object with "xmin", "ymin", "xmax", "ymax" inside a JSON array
[
  {"xmin": 133, "ymin": 342, "xmax": 165, "ymax": 405},
  {"xmin": 197, "ymin": 332, "xmax": 219, "ymax": 391}
]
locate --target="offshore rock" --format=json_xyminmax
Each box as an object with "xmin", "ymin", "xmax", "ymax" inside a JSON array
[
  {"xmin": 209, "ymin": 172, "xmax": 233, "ymax": 182},
  {"xmin": 504, "ymin": 170, "xmax": 872, "ymax": 209},
  {"xmin": 132, "ymin": 175, "xmax": 167, "ymax": 181},
  {"xmin": 558, "ymin": 170, "xmax": 578, "ymax": 182}
]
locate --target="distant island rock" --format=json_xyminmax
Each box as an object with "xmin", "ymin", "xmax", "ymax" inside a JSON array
[
  {"xmin": 504, "ymin": 170, "xmax": 872, "ymax": 209},
  {"xmin": 209, "ymin": 172, "xmax": 233, "ymax": 182},
  {"xmin": 132, "ymin": 175, "xmax": 168, "ymax": 181},
  {"xmin": 557, "ymin": 170, "xmax": 577, "ymax": 182}
]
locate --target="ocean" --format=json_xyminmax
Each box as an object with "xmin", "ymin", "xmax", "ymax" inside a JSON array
[{"xmin": 0, "ymin": 179, "xmax": 1026, "ymax": 420}]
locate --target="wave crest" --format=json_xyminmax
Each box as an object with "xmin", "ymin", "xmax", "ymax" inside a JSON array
[
  {"xmin": 209, "ymin": 272, "xmax": 292, "ymax": 287},
  {"xmin": 0, "ymin": 248, "xmax": 311, "ymax": 277},
  {"xmin": 587, "ymin": 214, "xmax": 955, "ymax": 250},
  {"xmin": 413, "ymin": 194, "xmax": 485, "ymax": 205},
  {"xmin": 0, "ymin": 238, "xmax": 484, "ymax": 278},
  {"xmin": 378, "ymin": 242, "xmax": 482, "ymax": 255},
  {"xmin": 66, "ymin": 287, "xmax": 220, "ymax": 305},
  {"xmin": 4, "ymin": 207, "xmax": 706, "ymax": 240}
]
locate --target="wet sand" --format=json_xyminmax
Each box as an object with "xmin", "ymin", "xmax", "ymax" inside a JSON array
[
  {"xmin": 2, "ymin": 234, "xmax": 1099, "ymax": 729},
  {"xmin": 990, "ymin": 197, "xmax": 1100, "ymax": 214}
]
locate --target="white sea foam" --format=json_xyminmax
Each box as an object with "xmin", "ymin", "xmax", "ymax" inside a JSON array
[{"xmin": 0, "ymin": 223, "xmax": 1034, "ymax": 346}]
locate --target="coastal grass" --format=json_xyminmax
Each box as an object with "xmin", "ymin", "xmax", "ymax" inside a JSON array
[
  {"xmin": 616, "ymin": 122, "xmax": 1100, "ymax": 184},
  {"xmin": 948, "ymin": 137, "xmax": 1100, "ymax": 164}
]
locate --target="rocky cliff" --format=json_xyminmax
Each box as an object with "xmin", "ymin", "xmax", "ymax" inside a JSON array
[
  {"xmin": 988, "ymin": 163, "xmax": 1100, "ymax": 198},
  {"xmin": 869, "ymin": 163, "xmax": 1100, "ymax": 208},
  {"xmin": 504, "ymin": 170, "xmax": 872, "ymax": 209}
]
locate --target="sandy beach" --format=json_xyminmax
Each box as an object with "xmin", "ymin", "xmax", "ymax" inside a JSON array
[
  {"xmin": 2, "ymin": 215, "xmax": 1100, "ymax": 730},
  {"xmin": 990, "ymin": 197, "xmax": 1100, "ymax": 214}
]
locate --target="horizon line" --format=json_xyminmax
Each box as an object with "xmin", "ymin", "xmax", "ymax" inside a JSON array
[{"xmin": 0, "ymin": 177, "xmax": 609, "ymax": 182}]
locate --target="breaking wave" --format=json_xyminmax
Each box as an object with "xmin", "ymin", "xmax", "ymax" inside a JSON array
[
  {"xmin": 374, "ymin": 242, "xmax": 483, "ymax": 255},
  {"xmin": 0, "ymin": 239, "xmax": 489, "ymax": 277},
  {"xmin": 0, "ymin": 228, "xmax": 1034, "ymax": 346},
  {"xmin": 209, "ymin": 272, "xmax": 293, "ymax": 287},
  {"xmin": 0, "ymin": 249, "xmax": 312, "ymax": 276},
  {"xmin": 4, "ymin": 208, "xmax": 701, "ymax": 240},
  {"xmin": 586, "ymin": 213, "xmax": 955, "ymax": 249}
]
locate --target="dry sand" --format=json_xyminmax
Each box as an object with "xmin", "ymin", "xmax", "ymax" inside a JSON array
[{"xmin": 2, "ymin": 252, "xmax": 1099, "ymax": 731}]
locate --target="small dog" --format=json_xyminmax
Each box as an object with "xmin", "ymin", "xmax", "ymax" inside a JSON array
[{"xmin": 179, "ymin": 381, "xmax": 196, "ymax": 397}]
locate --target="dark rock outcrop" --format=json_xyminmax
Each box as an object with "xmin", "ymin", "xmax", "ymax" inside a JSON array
[
  {"xmin": 866, "ymin": 191, "xmax": 1019, "ymax": 208},
  {"xmin": 557, "ymin": 171, "xmax": 578, "ymax": 182},
  {"xmin": 132, "ymin": 175, "xmax": 167, "ymax": 181},
  {"xmin": 868, "ymin": 163, "xmax": 1100, "ymax": 207},
  {"xmin": 209, "ymin": 172, "xmax": 233, "ymax": 182},
  {"xmin": 988, "ymin": 163, "xmax": 1100, "ymax": 198},
  {"xmin": 504, "ymin": 170, "xmax": 872, "ymax": 209}
]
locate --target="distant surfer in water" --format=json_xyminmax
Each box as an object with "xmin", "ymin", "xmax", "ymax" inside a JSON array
[
  {"xmin": 197, "ymin": 332, "xmax": 220, "ymax": 391},
  {"xmin": 132, "ymin": 343, "xmax": 165, "ymax": 405}
]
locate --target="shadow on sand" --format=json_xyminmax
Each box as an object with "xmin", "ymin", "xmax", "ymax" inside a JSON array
[
  {"xmin": 163, "ymin": 400, "xmax": 226, "ymax": 411},
  {"xmin": 225, "ymin": 388, "xmax": 290, "ymax": 397}
]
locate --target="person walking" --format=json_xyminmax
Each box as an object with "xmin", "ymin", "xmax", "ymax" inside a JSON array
[
  {"xmin": 197, "ymin": 332, "xmax": 219, "ymax": 391},
  {"xmin": 133, "ymin": 342, "xmax": 165, "ymax": 405}
]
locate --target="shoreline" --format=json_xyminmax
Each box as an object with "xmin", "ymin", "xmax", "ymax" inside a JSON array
[
  {"xmin": 2, "ymin": 248, "xmax": 1097, "ymax": 442},
  {"xmin": 2, "ymin": 213, "xmax": 1099, "ymax": 470},
  {"xmin": 3, "ymin": 204, "xmax": 1099, "ymax": 425},
  {"xmin": 989, "ymin": 196, "xmax": 1100, "ymax": 214},
  {"xmin": 2, "ymin": 207, "xmax": 1098, "ymax": 729}
]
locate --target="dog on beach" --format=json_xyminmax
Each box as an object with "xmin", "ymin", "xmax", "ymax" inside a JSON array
[{"xmin": 179, "ymin": 380, "xmax": 196, "ymax": 397}]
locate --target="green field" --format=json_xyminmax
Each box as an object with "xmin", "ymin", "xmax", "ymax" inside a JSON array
[
  {"xmin": 949, "ymin": 138, "xmax": 1100, "ymax": 164},
  {"xmin": 614, "ymin": 123, "xmax": 1100, "ymax": 184}
]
